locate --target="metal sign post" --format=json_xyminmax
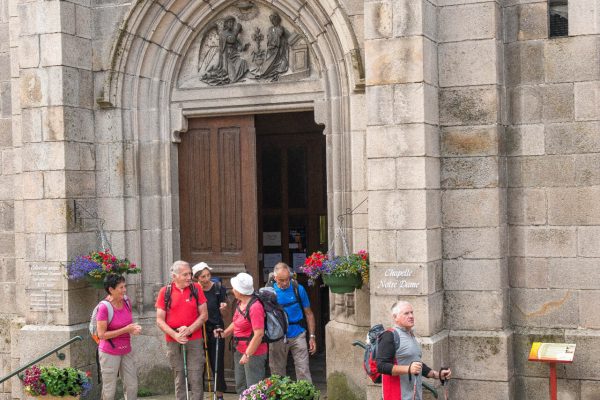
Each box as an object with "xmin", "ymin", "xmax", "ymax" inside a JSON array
[{"xmin": 528, "ymin": 342, "xmax": 576, "ymax": 400}]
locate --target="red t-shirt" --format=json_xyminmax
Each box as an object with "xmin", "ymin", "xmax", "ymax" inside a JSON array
[
  {"xmin": 233, "ymin": 300, "xmax": 268, "ymax": 356},
  {"xmin": 155, "ymin": 282, "xmax": 207, "ymax": 343}
]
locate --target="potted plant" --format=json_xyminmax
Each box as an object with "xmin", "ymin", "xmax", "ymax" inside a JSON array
[
  {"xmin": 21, "ymin": 365, "xmax": 92, "ymax": 399},
  {"xmin": 241, "ymin": 375, "xmax": 320, "ymax": 400},
  {"xmin": 66, "ymin": 249, "xmax": 141, "ymax": 288},
  {"xmin": 301, "ymin": 250, "xmax": 369, "ymax": 294}
]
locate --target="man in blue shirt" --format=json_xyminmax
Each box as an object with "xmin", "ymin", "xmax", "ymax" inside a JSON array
[{"xmin": 269, "ymin": 262, "xmax": 317, "ymax": 382}]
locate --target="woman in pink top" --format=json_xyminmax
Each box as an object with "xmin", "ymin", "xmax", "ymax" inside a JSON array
[
  {"xmin": 214, "ymin": 272, "xmax": 266, "ymax": 394},
  {"xmin": 96, "ymin": 274, "xmax": 142, "ymax": 400}
]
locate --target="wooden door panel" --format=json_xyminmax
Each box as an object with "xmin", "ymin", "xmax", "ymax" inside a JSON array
[
  {"xmin": 179, "ymin": 116, "xmax": 257, "ymax": 276},
  {"xmin": 218, "ymin": 127, "xmax": 242, "ymax": 251},
  {"xmin": 179, "ymin": 115, "xmax": 257, "ymax": 393}
]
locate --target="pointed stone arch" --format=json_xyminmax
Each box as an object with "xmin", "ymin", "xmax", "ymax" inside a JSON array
[{"xmin": 97, "ymin": 0, "xmax": 365, "ymax": 305}]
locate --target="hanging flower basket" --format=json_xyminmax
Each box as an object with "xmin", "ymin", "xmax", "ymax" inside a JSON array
[
  {"xmin": 322, "ymin": 273, "xmax": 363, "ymax": 294},
  {"xmin": 66, "ymin": 249, "xmax": 141, "ymax": 289},
  {"xmin": 301, "ymin": 250, "xmax": 369, "ymax": 294},
  {"xmin": 84, "ymin": 275, "xmax": 105, "ymax": 289}
]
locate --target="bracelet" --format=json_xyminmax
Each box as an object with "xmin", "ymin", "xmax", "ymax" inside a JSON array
[{"xmin": 309, "ymin": 334, "xmax": 316, "ymax": 338}]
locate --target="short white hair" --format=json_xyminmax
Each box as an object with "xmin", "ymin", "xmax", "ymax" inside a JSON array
[
  {"xmin": 391, "ymin": 301, "xmax": 412, "ymax": 318},
  {"xmin": 273, "ymin": 262, "xmax": 292, "ymax": 276},
  {"xmin": 171, "ymin": 260, "xmax": 190, "ymax": 276}
]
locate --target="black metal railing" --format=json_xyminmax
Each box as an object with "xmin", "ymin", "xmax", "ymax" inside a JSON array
[{"xmin": 0, "ymin": 335, "xmax": 83, "ymax": 384}]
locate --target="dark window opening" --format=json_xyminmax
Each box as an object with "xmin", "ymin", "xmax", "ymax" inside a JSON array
[{"xmin": 549, "ymin": 1, "xmax": 568, "ymax": 37}]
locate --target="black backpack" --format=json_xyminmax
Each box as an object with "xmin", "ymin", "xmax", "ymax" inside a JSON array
[
  {"xmin": 266, "ymin": 275, "xmax": 307, "ymax": 330},
  {"xmin": 359, "ymin": 324, "xmax": 400, "ymax": 383},
  {"xmin": 164, "ymin": 283, "xmax": 200, "ymax": 318},
  {"xmin": 234, "ymin": 287, "xmax": 289, "ymax": 344}
]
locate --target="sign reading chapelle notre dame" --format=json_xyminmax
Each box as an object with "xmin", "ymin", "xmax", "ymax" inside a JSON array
[{"xmin": 371, "ymin": 265, "xmax": 425, "ymax": 295}]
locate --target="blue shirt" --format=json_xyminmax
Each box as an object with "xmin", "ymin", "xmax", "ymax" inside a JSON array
[{"xmin": 273, "ymin": 282, "xmax": 310, "ymax": 339}]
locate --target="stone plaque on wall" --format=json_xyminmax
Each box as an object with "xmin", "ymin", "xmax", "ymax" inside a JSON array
[
  {"xmin": 28, "ymin": 264, "xmax": 64, "ymax": 311},
  {"xmin": 370, "ymin": 265, "xmax": 425, "ymax": 295}
]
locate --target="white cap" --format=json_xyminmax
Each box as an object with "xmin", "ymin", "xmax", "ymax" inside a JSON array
[
  {"xmin": 192, "ymin": 262, "xmax": 212, "ymax": 277},
  {"xmin": 231, "ymin": 272, "xmax": 254, "ymax": 295}
]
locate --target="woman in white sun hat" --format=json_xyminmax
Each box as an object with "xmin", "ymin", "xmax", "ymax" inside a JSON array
[
  {"xmin": 213, "ymin": 272, "xmax": 266, "ymax": 394},
  {"xmin": 191, "ymin": 262, "xmax": 228, "ymax": 400}
]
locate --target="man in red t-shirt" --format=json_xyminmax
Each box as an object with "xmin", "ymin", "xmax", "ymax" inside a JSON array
[{"xmin": 156, "ymin": 261, "xmax": 208, "ymax": 400}]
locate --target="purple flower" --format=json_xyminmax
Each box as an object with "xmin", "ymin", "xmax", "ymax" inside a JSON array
[
  {"xmin": 66, "ymin": 256, "xmax": 101, "ymax": 280},
  {"xmin": 81, "ymin": 378, "xmax": 92, "ymax": 396}
]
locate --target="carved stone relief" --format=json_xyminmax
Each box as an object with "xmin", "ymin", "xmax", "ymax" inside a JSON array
[{"xmin": 177, "ymin": 2, "xmax": 312, "ymax": 88}]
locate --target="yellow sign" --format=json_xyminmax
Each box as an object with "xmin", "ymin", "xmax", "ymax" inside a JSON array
[{"xmin": 528, "ymin": 342, "xmax": 576, "ymax": 363}]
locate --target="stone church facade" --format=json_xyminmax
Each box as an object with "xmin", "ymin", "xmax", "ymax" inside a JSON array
[{"xmin": 0, "ymin": 0, "xmax": 599, "ymax": 399}]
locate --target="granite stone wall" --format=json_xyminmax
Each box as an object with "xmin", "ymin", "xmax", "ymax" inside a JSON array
[
  {"xmin": 0, "ymin": 0, "xmax": 15, "ymax": 395},
  {"xmin": 1, "ymin": 0, "xmax": 600, "ymax": 399},
  {"xmin": 505, "ymin": 1, "xmax": 600, "ymax": 399}
]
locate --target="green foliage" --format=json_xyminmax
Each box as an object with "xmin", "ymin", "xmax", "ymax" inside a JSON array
[
  {"xmin": 240, "ymin": 375, "xmax": 320, "ymax": 400},
  {"xmin": 270, "ymin": 375, "xmax": 319, "ymax": 400},
  {"xmin": 137, "ymin": 387, "xmax": 154, "ymax": 397},
  {"xmin": 42, "ymin": 366, "xmax": 90, "ymax": 397},
  {"xmin": 21, "ymin": 364, "xmax": 92, "ymax": 397}
]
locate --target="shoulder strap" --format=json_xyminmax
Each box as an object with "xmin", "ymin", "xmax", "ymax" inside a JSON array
[
  {"xmin": 389, "ymin": 327, "xmax": 401, "ymax": 350},
  {"xmin": 292, "ymin": 280, "xmax": 307, "ymax": 326},
  {"xmin": 100, "ymin": 300, "xmax": 114, "ymax": 325},
  {"xmin": 164, "ymin": 284, "xmax": 172, "ymax": 310},
  {"xmin": 292, "ymin": 280, "xmax": 301, "ymax": 303},
  {"xmin": 240, "ymin": 297, "xmax": 259, "ymax": 322},
  {"xmin": 190, "ymin": 283, "xmax": 199, "ymax": 303},
  {"xmin": 215, "ymin": 281, "xmax": 227, "ymax": 303}
]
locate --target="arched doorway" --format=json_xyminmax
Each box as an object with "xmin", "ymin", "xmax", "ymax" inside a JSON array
[{"xmin": 98, "ymin": 0, "xmax": 366, "ymax": 393}]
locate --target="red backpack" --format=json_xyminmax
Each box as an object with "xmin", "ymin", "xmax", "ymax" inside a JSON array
[{"xmin": 361, "ymin": 324, "xmax": 400, "ymax": 383}]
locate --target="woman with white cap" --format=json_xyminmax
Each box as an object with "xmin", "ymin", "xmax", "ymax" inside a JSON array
[
  {"xmin": 191, "ymin": 262, "xmax": 228, "ymax": 400},
  {"xmin": 213, "ymin": 272, "xmax": 266, "ymax": 394}
]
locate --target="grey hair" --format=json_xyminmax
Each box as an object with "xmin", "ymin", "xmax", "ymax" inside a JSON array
[
  {"xmin": 273, "ymin": 262, "xmax": 292, "ymax": 276},
  {"xmin": 170, "ymin": 260, "xmax": 190, "ymax": 276},
  {"xmin": 391, "ymin": 301, "xmax": 412, "ymax": 318}
]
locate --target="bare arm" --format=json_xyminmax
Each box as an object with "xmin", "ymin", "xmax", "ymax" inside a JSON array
[
  {"xmin": 187, "ymin": 303, "xmax": 209, "ymax": 334},
  {"xmin": 156, "ymin": 308, "xmax": 188, "ymax": 344},
  {"xmin": 304, "ymin": 307, "xmax": 317, "ymax": 354},
  {"xmin": 216, "ymin": 322, "xmax": 234, "ymax": 338},
  {"xmin": 97, "ymin": 320, "xmax": 140, "ymax": 340},
  {"xmin": 239, "ymin": 328, "xmax": 264, "ymax": 364}
]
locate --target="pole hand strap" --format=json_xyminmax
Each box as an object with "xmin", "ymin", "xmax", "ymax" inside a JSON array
[{"xmin": 439, "ymin": 367, "xmax": 449, "ymax": 385}]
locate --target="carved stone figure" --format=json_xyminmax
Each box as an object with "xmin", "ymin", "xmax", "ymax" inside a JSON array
[
  {"xmin": 201, "ymin": 16, "xmax": 250, "ymax": 85},
  {"xmin": 251, "ymin": 13, "xmax": 289, "ymax": 81}
]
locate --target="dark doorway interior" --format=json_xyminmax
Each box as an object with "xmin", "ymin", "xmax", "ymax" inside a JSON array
[{"xmin": 256, "ymin": 112, "xmax": 329, "ymax": 386}]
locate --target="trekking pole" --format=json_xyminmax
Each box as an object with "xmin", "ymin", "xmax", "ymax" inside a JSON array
[
  {"xmin": 408, "ymin": 362, "xmax": 418, "ymax": 400},
  {"xmin": 203, "ymin": 325, "xmax": 213, "ymax": 395},
  {"xmin": 182, "ymin": 344, "xmax": 190, "ymax": 400},
  {"xmin": 213, "ymin": 327, "xmax": 222, "ymax": 400},
  {"xmin": 439, "ymin": 367, "xmax": 450, "ymax": 400}
]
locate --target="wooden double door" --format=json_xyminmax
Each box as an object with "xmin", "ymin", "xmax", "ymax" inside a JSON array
[{"xmin": 178, "ymin": 112, "xmax": 327, "ymax": 385}]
